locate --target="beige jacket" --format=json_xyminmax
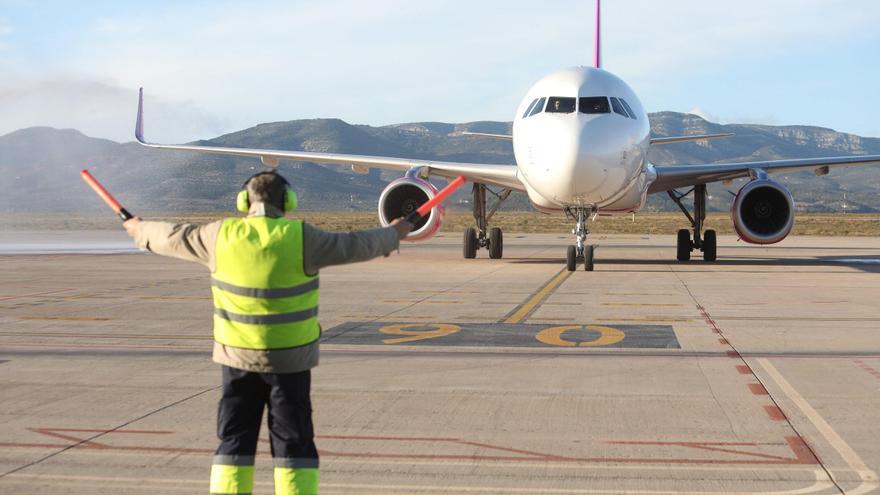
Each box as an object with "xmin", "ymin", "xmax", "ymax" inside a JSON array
[{"xmin": 131, "ymin": 202, "xmax": 400, "ymax": 373}]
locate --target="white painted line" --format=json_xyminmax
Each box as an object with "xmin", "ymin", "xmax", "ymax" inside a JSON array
[{"xmin": 758, "ymin": 358, "xmax": 880, "ymax": 494}]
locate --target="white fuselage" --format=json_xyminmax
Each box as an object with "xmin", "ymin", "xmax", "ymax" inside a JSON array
[{"xmin": 512, "ymin": 67, "xmax": 652, "ymax": 213}]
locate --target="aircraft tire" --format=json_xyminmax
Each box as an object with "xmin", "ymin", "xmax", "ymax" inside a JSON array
[
  {"xmin": 566, "ymin": 245, "xmax": 577, "ymax": 271},
  {"xmin": 489, "ymin": 227, "xmax": 503, "ymax": 259},
  {"xmin": 703, "ymin": 229, "xmax": 717, "ymax": 262},
  {"xmin": 584, "ymin": 245, "xmax": 594, "ymax": 271},
  {"xmin": 677, "ymin": 229, "xmax": 691, "ymax": 261},
  {"xmin": 463, "ymin": 228, "xmax": 477, "ymax": 259}
]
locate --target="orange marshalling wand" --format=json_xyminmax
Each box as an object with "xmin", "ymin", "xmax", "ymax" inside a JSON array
[
  {"xmin": 405, "ymin": 176, "xmax": 466, "ymax": 223},
  {"xmin": 80, "ymin": 169, "xmax": 134, "ymax": 221}
]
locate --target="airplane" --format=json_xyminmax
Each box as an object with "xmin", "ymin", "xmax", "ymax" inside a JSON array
[{"xmin": 133, "ymin": 0, "xmax": 880, "ymax": 272}]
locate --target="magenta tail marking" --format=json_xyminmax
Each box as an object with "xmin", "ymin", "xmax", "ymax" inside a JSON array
[{"xmin": 594, "ymin": 0, "xmax": 601, "ymax": 68}]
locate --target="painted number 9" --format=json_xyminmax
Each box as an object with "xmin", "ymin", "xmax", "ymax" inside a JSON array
[{"xmin": 379, "ymin": 323, "xmax": 461, "ymax": 344}]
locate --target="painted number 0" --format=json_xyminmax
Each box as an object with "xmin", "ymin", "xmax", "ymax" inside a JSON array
[{"xmin": 379, "ymin": 323, "xmax": 461, "ymax": 344}]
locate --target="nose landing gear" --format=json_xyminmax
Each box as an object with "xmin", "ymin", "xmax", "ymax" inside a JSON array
[{"xmin": 565, "ymin": 206, "xmax": 595, "ymax": 271}]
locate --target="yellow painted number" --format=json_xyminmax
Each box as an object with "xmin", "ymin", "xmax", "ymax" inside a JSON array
[
  {"xmin": 379, "ymin": 323, "xmax": 461, "ymax": 344},
  {"xmin": 535, "ymin": 325, "xmax": 625, "ymax": 347}
]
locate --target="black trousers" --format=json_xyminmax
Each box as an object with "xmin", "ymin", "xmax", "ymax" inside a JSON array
[{"xmin": 216, "ymin": 365, "xmax": 319, "ymax": 465}]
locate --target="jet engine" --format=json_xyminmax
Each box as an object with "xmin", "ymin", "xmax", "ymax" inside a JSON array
[
  {"xmin": 731, "ymin": 179, "xmax": 794, "ymax": 244},
  {"xmin": 378, "ymin": 176, "xmax": 445, "ymax": 241}
]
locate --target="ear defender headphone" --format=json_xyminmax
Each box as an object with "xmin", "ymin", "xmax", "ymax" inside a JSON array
[{"xmin": 236, "ymin": 172, "xmax": 298, "ymax": 213}]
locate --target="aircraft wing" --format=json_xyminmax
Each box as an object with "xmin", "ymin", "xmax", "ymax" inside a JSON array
[
  {"xmin": 650, "ymin": 133, "xmax": 734, "ymax": 145},
  {"xmin": 648, "ymin": 155, "xmax": 880, "ymax": 193},
  {"xmin": 135, "ymin": 89, "xmax": 523, "ymax": 191}
]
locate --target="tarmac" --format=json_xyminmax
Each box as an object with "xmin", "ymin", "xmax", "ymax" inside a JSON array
[{"xmin": 1, "ymin": 230, "xmax": 879, "ymax": 494}]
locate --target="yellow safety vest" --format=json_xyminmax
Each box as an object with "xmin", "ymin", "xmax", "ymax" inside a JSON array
[{"xmin": 211, "ymin": 217, "xmax": 320, "ymax": 350}]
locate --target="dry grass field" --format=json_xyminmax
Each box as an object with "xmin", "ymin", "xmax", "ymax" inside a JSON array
[{"xmin": 2, "ymin": 211, "xmax": 879, "ymax": 236}]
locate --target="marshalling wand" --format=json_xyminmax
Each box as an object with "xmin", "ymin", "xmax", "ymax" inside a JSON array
[{"xmin": 80, "ymin": 169, "xmax": 134, "ymax": 221}]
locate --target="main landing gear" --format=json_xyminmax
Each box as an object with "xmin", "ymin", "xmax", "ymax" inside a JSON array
[
  {"xmin": 667, "ymin": 184, "xmax": 717, "ymax": 262},
  {"xmin": 463, "ymin": 184, "xmax": 511, "ymax": 259},
  {"xmin": 564, "ymin": 206, "xmax": 595, "ymax": 271}
]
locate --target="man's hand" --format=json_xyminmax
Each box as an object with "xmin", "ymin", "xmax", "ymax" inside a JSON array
[
  {"xmin": 389, "ymin": 218, "xmax": 414, "ymax": 240},
  {"xmin": 123, "ymin": 217, "xmax": 142, "ymax": 239}
]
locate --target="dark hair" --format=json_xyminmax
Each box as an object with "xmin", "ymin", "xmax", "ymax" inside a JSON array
[{"xmin": 245, "ymin": 171, "xmax": 289, "ymax": 210}]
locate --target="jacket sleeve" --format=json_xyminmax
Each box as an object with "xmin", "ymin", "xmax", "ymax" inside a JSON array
[
  {"xmin": 132, "ymin": 220, "xmax": 223, "ymax": 269},
  {"xmin": 301, "ymin": 222, "xmax": 400, "ymax": 276}
]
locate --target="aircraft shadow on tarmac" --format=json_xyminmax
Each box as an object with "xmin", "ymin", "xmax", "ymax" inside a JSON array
[{"xmin": 504, "ymin": 255, "xmax": 880, "ymax": 273}]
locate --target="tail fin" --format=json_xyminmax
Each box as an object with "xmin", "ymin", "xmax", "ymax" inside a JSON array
[{"xmin": 594, "ymin": 0, "xmax": 601, "ymax": 68}]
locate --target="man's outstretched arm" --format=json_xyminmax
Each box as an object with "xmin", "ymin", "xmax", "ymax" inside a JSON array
[
  {"xmin": 124, "ymin": 217, "xmax": 222, "ymax": 269},
  {"xmin": 302, "ymin": 219, "xmax": 412, "ymax": 276}
]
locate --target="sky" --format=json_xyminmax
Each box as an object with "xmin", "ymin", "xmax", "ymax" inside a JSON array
[{"xmin": 1, "ymin": 0, "xmax": 879, "ymax": 143}]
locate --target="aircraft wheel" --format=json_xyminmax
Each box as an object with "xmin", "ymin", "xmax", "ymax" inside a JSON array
[
  {"xmin": 584, "ymin": 245, "xmax": 594, "ymax": 271},
  {"xmin": 676, "ymin": 229, "xmax": 691, "ymax": 261},
  {"xmin": 463, "ymin": 228, "xmax": 477, "ymax": 259},
  {"xmin": 489, "ymin": 227, "xmax": 503, "ymax": 259},
  {"xmin": 566, "ymin": 245, "xmax": 577, "ymax": 271},
  {"xmin": 703, "ymin": 229, "xmax": 717, "ymax": 262}
]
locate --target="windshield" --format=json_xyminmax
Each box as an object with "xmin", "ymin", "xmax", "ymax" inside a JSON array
[
  {"xmin": 579, "ymin": 97, "xmax": 610, "ymax": 114},
  {"xmin": 546, "ymin": 97, "xmax": 576, "ymax": 114}
]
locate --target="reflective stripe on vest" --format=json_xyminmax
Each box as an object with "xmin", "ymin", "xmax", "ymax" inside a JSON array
[{"xmin": 212, "ymin": 217, "xmax": 320, "ymax": 350}]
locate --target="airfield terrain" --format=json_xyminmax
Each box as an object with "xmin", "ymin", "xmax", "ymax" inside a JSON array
[{"xmin": 1, "ymin": 230, "xmax": 879, "ymax": 494}]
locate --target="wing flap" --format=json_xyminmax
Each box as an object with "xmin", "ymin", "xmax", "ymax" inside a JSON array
[{"xmin": 650, "ymin": 133, "xmax": 735, "ymax": 145}]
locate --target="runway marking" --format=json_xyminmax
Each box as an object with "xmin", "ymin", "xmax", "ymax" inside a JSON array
[
  {"xmin": 503, "ymin": 268, "xmax": 571, "ymax": 324},
  {"xmin": 1, "ymin": 471, "xmax": 835, "ymax": 494},
  {"xmin": 17, "ymin": 316, "xmax": 111, "ymax": 321},
  {"xmin": 324, "ymin": 322, "xmax": 678, "ymax": 349},
  {"xmin": 748, "ymin": 383, "xmax": 770, "ymax": 396},
  {"xmin": 535, "ymin": 325, "xmax": 626, "ymax": 347},
  {"xmin": 736, "ymin": 365, "xmax": 752, "ymax": 375},
  {"xmin": 853, "ymin": 360, "xmax": 880, "ymax": 381},
  {"xmin": 379, "ymin": 323, "xmax": 461, "ymax": 344},
  {"xmin": 758, "ymin": 358, "xmax": 880, "ymax": 487}
]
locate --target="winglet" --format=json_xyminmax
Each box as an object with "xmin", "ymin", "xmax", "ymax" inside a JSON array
[
  {"xmin": 135, "ymin": 87, "xmax": 145, "ymax": 143},
  {"xmin": 594, "ymin": 0, "xmax": 601, "ymax": 68}
]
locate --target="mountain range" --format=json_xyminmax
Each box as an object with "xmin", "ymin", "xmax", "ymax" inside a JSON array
[{"xmin": 1, "ymin": 112, "xmax": 878, "ymax": 213}]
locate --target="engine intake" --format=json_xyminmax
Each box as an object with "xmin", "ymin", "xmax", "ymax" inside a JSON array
[
  {"xmin": 378, "ymin": 177, "xmax": 444, "ymax": 241},
  {"xmin": 731, "ymin": 179, "xmax": 794, "ymax": 244}
]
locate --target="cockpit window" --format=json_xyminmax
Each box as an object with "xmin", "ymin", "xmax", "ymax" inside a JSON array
[
  {"xmin": 609, "ymin": 97, "xmax": 628, "ymax": 118},
  {"xmin": 578, "ymin": 97, "xmax": 610, "ymax": 114},
  {"xmin": 619, "ymin": 98, "xmax": 637, "ymax": 119},
  {"xmin": 528, "ymin": 97, "xmax": 546, "ymax": 117},
  {"xmin": 546, "ymin": 97, "xmax": 576, "ymax": 114},
  {"xmin": 522, "ymin": 98, "xmax": 540, "ymax": 118}
]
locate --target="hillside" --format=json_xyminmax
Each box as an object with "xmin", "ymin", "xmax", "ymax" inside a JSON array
[{"xmin": 1, "ymin": 113, "xmax": 878, "ymax": 213}]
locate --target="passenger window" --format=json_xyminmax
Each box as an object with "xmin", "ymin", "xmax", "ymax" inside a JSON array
[
  {"xmin": 578, "ymin": 97, "xmax": 610, "ymax": 114},
  {"xmin": 528, "ymin": 97, "xmax": 546, "ymax": 117},
  {"xmin": 609, "ymin": 97, "xmax": 628, "ymax": 118},
  {"xmin": 619, "ymin": 98, "xmax": 637, "ymax": 119},
  {"xmin": 522, "ymin": 98, "xmax": 539, "ymax": 119},
  {"xmin": 546, "ymin": 97, "xmax": 576, "ymax": 114}
]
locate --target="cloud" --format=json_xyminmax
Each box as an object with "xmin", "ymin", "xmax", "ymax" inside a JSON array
[
  {"xmin": 687, "ymin": 107, "xmax": 716, "ymax": 122},
  {"xmin": 0, "ymin": 77, "xmax": 229, "ymax": 142}
]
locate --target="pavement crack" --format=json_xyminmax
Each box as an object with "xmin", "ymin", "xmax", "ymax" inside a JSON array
[{"xmin": 0, "ymin": 384, "xmax": 220, "ymax": 479}]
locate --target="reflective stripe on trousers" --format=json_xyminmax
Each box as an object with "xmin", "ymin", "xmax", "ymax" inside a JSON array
[
  {"xmin": 210, "ymin": 455, "xmax": 254, "ymax": 494},
  {"xmin": 274, "ymin": 465, "xmax": 319, "ymax": 495}
]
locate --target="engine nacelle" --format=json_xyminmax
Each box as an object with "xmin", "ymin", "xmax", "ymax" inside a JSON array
[
  {"xmin": 731, "ymin": 179, "xmax": 795, "ymax": 244},
  {"xmin": 378, "ymin": 177, "xmax": 445, "ymax": 242}
]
